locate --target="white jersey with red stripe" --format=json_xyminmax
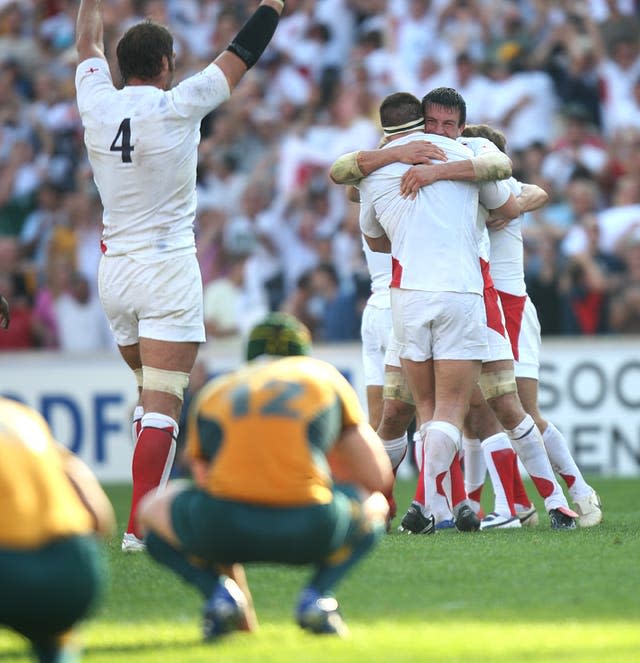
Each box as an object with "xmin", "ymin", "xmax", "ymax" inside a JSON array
[
  {"xmin": 459, "ymin": 136, "xmax": 513, "ymax": 266},
  {"xmin": 362, "ymin": 240, "xmax": 391, "ymax": 310},
  {"xmin": 358, "ymin": 132, "xmax": 482, "ymax": 294},
  {"xmin": 488, "ymin": 177, "xmax": 527, "ymax": 296},
  {"xmin": 75, "ymin": 57, "xmax": 230, "ymax": 263}
]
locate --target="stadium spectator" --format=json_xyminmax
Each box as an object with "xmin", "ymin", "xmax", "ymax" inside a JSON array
[
  {"xmin": 54, "ymin": 271, "xmax": 114, "ymax": 352},
  {"xmin": 0, "ymin": 397, "xmax": 115, "ymax": 663},
  {"xmin": 540, "ymin": 103, "xmax": 609, "ymax": 194},
  {"xmin": 0, "ymin": 290, "xmax": 8, "ymax": 328},
  {"xmin": 530, "ymin": 3, "xmax": 604, "ymax": 129},
  {"xmin": 279, "ymin": 268, "xmax": 319, "ymax": 337},
  {"xmin": 539, "ymin": 175, "xmax": 602, "ymax": 240},
  {"xmin": 137, "ymin": 312, "xmax": 393, "ymax": 639},
  {"xmin": 18, "ymin": 181, "xmax": 66, "ymax": 277},
  {"xmin": 1, "ymin": 0, "xmax": 640, "ymax": 341},
  {"xmin": 31, "ymin": 251, "xmax": 74, "ymax": 349},
  {"xmin": 523, "ymin": 232, "xmax": 564, "ymax": 335},
  {"xmin": 0, "ymin": 269, "xmax": 38, "ymax": 350},
  {"xmin": 309, "ymin": 261, "xmax": 360, "ymax": 342},
  {"xmin": 609, "ymin": 225, "xmax": 640, "ymax": 332},
  {"xmin": 203, "ymin": 252, "xmax": 269, "ymax": 341}
]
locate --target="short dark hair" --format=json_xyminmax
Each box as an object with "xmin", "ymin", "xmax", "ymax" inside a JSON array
[
  {"xmin": 462, "ymin": 124, "xmax": 507, "ymax": 153},
  {"xmin": 379, "ymin": 92, "xmax": 422, "ymax": 128},
  {"xmin": 116, "ymin": 21, "xmax": 173, "ymax": 84},
  {"xmin": 421, "ymin": 87, "xmax": 467, "ymax": 126}
]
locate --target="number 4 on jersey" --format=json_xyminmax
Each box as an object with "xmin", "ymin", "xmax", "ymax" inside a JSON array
[{"xmin": 110, "ymin": 118, "xmax": 134, "ymax": 163}]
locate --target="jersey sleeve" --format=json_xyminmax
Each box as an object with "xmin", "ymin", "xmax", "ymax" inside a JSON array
[
  {"xmin": 75, "ymin": 57, "xmax": 115, "ymax": 114},
  {"xmin": 170, "ymin": 63, "xmax": 231, "ymax": 119},
  {"xmin": 479, "ymin": 179, "xmax": 511, "ymax": 211},
  {"xmin": 358, "ymin": 187, "xmax": 386, "ymax": 238}
]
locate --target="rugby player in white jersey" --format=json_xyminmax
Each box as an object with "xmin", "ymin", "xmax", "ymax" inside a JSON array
[
  {"xmin": 357, "ymin": 92, "xmax": 517, "ymax": 534},
  {"xmin": 358, "ymin": 242, "xmax": 413, "ymax": 523},
  {"xmin": 333, "ymin": 88, "xmax": 580, "ymax": 530},
  {"xmin": 359, "ymin": 214, "xmax": 466, "ymax": 532},
  {"xmin": 75, "ymin": 0, "xmax": 286, "ymax": 552},
  {"xmin": 332, "ymin": 90, "xmax": 519, "ymax": 533},
  {"xmin": 462, "ymin": 124, "xmax": 603, "ymax": 528},
  {"xmin": 396, "ymin": 92, "xmax": 580, "ymax": 530}
]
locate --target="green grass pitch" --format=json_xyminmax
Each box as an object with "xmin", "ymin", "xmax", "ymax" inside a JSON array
[{"xmin": 1, "ymin": 477, "xmax": 639, "ymax": 662}]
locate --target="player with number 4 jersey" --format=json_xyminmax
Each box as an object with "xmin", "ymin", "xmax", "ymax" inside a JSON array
[{"xmin": 74, "ymin": 0, "xmax": 286, "ymax": 552}]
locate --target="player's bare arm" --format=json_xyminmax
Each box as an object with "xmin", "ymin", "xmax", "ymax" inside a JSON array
[
  {"xmin": 489, "ymin": 193, "xmax": 520, "ymax": 226},
  {"xmin": 329, "ymin": 140, "xmax": 448, "ymax": 185},
  {"xmin": 399, "ymin": 151, "xmax": 513, "ymax": 199},
  {"xmin": 327, "ymin": 423, "xmax": 394, "ymax": 496},
  {"xmin": 76, "ymin": 0, "xmax": 106, "ymax": 63},
  {"xmin": 487, "ymin": 183, "xmax": 548, "ymax": 231},
  {"xmin": 213, "ymin": 0, "xmax": 285, "ymax": 90},
  {"xmin": 60, "ymin": 445, "xmax": 116, "ymax": 537},
  {"xmin": 517, "ymin": 183, "xmax": 549, "ymax": 214},
  {"xmin": 363, "ymin": 233, "xmax": 391, "ymax": 254}
]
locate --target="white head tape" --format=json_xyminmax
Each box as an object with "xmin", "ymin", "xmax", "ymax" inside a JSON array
[{"xmin": 382, "ymin": 118, "xmax": 425, "ymax": 137}]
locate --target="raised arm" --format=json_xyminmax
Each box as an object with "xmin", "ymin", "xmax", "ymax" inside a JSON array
[
  {"xmin": 76, "ymin": 0, "xmax": 106, "ymax": 63},
  {"xmin": 213, "ymin": 0, "xmax": 285, "ymax": 91}
]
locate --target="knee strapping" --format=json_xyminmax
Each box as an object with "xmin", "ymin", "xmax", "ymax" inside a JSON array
[
  {"xmin": 383, "ymin": 371, "xmax": 414, "ymax": 405},
  {"xmin": 133, "ymin": 368, "xmax": 143, "ymax": 389},
  {"xmin": 479, "ymin": 369, "xmax": 517, "ymax": 401},
  {"xmin": 143, "ymin": 366, "xmax": 190, "ymax": 400}
]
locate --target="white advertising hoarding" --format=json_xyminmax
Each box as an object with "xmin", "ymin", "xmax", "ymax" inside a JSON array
[{"xmin": 1, "ymin": 337, "xmax": 639, "ymax": 480}]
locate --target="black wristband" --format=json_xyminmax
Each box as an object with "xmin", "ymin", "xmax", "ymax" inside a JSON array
[{"xmin": 226, "ymin": 5, "xmax": 280, "ymax": 69}]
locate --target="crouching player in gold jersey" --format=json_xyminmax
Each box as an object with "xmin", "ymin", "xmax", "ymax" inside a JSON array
[
  {"xmin": 138, "ymin": 312, "xmax": 393, "ymax": 639},
  {"xmin": 0, "ymin": 398, "xmax": 115, "ymax": 663}
]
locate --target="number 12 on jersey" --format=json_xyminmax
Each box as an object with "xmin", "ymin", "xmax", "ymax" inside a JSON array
[{"xmin": 110, "ymin": 118, "xmax": 134, "ymax": 163}]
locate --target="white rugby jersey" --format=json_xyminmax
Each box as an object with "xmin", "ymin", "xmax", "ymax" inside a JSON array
[
  {"xmin": 75, "ymin": 57, "xmax": 230, "ymax": 261},
  {"xmin": 362, "ymin": 240, "xmax": 391, "ymax": 309},
  {"xmin": 359, "ymin": 132, "xmax": 481, "ymax": 294},
  {"xmin": 459, "ymin": 136, "xmax": 513, "ymax": 264},
  {"xmin": 487, "ymin": 177, "xmax": 526, "ymax": 296}
]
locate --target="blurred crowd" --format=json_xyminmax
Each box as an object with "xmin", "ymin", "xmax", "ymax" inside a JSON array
[{"xmin": 1, "ymin": 0, "xmax": 640, "ymax": 353}]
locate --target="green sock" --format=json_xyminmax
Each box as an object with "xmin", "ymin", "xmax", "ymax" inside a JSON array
[{"xmin": 145, "ymin": 532, "xmax": 218, "ymax": 597}]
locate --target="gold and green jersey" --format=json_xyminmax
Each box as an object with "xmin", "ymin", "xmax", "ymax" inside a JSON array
[
  {"xmin": 0, "ymin": 399, "xmax": 95, "ymax": 548},
  {"xmin": 186, "ymin": 356, "xmax": 366, "ymax": 506}
]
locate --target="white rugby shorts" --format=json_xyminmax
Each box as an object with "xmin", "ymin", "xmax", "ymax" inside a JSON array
[
  {"xmin": 98, "ymin": 253, "xmax": 206, "ymax": 346},
  {"xmin": 384, "ymin": 327, "xmax": 402, "ymax": 369},
  {"xmin": 390, "ymin": 289, "xmax": 489, "ymax": 362},
  {"xmin": 361, "ymin": 303, "xmax": 393, "ymax": 386},
  {"xmin": 497, "ymin": 291, "xmax": 541, "ymax": 379}
]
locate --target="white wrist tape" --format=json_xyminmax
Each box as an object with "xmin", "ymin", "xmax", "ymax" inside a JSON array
[
  {"xmin": 471, "ymin": 151, "xmax": 512, "ymax": 181},
  {"xmin": 330, "ymin": 151, "xmax": 364, "ymax": 185}
]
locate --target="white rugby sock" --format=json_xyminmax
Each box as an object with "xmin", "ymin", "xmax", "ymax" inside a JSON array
[
  {"xmin": 506, "ymin": 415, "xmax": 569, "ymax": 512},
  {"xmin": 381, "ymin": 434, "xmax": 408, "ymax": 472},
  {"xmin": 542, "ymin": 422, "xmax": 592, "ymax": 500},
  {"xmin": 132, "ymin": 405, "xmax": 144, "ymax": 445},
  {"xmin": 463, "ymin": 436, "xmax": 486, "ymax": 513},
  {"xmin": 482, "ymin": 433, "xmax": 516, "ymax": 517},
  {"xmin": 422, "ymin": 421, "xmax": 460, "ymax": 515}
]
